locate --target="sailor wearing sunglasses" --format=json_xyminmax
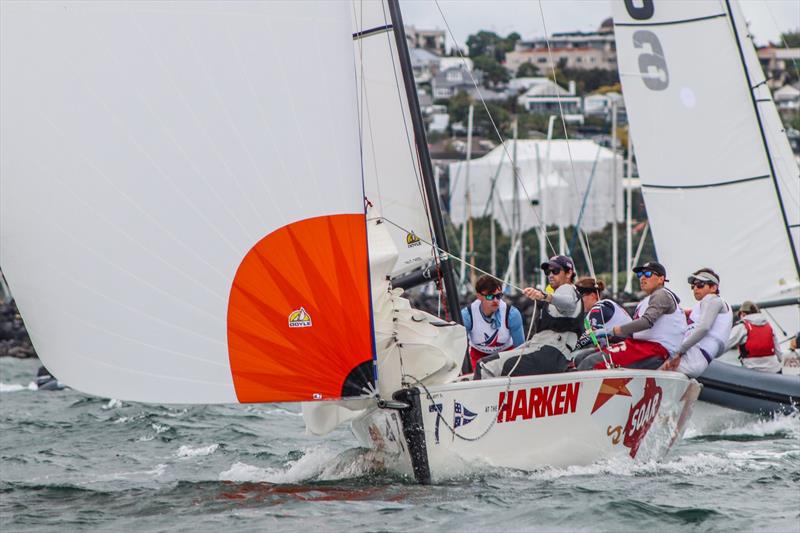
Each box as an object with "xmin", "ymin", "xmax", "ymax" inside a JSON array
[
  {"xmin": 661, "ymin": 268, "xmax": 732, "ymax": 376},
  {"xmin": 461, "ymin": 274, "xmax": 525, "ymax": 373},
  {"xmin": 589, "ymin": 261, "xmax": 687, "ymax": 369},
  {"xmin": 474, "ymin": 255, "xmax": 583, "ymax": 379}
]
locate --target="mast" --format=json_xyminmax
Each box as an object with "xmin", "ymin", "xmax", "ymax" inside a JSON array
[
  {"xmin": 610, "ymin": 100, "xmax": 619, "ymax": 297},
  {"xmin": 387, "ymin": 0, "xmax": 462, "ymax": 323},
  {"xmin": 724, "ymin": 0, "xmax": 800, "ymax": 277}
]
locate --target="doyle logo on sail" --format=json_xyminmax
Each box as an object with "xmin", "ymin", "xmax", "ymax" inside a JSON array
[
  {"xmin": 453, "ymin": 401, "xmax": 477, "ymax": 428},
  {"xmin": 622, "ymin": 378, "xmax": 662, "ymax": 458},
  {"xmin": 288, "ymin": 307, "xmax": 312, "ymax": 328},
  {"xmin": 497, "ymin": 382, "xmax": 580, "ymax": 423},
  {"xmin": 406, "ymin": 231, "xmax": 421, "ymax": 247}
]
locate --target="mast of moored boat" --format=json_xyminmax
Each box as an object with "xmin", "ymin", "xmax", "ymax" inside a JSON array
[{"xmin": 386, "ymin": 0, "xmax": 462, "ymax": 323}]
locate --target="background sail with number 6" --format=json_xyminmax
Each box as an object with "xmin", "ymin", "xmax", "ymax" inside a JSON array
[{"xmin": 612, "ymin": 0, "xmax": 799, "ymax": 332}]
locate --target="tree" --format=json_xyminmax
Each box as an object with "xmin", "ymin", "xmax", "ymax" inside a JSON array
[
  {"xmin": 780, "ymin": 31, "xmax": 800, "ymax": 48},
  {"xmin": 466, "ymin": 31, "xmax": 504, "ymax": 60},
  {"xmin": 447, "ymin": 91, "xmax": 512, "ymax": 136},
  {"xmin": 516, "ymin": 62, "xmax": 540, "ymax": 78},
  {"xmin": 466, "ymin": 31, "xmax": 522, "ymax": 62},
  {"xmin": 473, "ymin": 55, "xmax": 511, "ymax": 87}
]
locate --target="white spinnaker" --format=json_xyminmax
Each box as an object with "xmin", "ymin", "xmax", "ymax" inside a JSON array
[
  {"xmin": 0, "ymin": 2, "xmax": 365, "ymax": 403},
  {"xmin": 613, "ymin": 0, "xmax": 799, "ymax": 317},
  {"xmin": 352, "ymin": 0, "xmax": 435, "ymax": 277}
]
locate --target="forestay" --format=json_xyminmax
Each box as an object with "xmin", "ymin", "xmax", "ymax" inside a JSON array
[
  {"xmin": 613, "ymin": 0, "xmax": 800, "ymax": 314},
  {"xmin": 352, "ymin": 0, "xmax": 436, "ymax": 277},
  {"xmin": 0, "ymin": 1, "xmax": 375, "ymax": 403}
]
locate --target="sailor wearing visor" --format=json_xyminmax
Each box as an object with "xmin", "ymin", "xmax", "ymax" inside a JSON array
[
  {"xmin": 582, "ymin": 261, "xmax": 687, "ymax": 370},
  {"xmin": 662, "ymin": 268, "xmax": 733, "ymax": 377}
]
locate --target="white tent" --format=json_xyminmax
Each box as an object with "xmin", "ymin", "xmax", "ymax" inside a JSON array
[{"xmin": 449, "ymin": 139, "xmax": 623, "ymax": 235}]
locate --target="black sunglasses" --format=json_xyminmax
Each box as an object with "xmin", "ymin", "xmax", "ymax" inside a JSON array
[
  {"xmin": 482, "ymin": 292, "xmax": 503, "ymax": 301},
  {"xmin": 690, "ymin": 281, "xmax": 710, "ymax": 289},
  {"xmin": 546, "ymin": 268, "xmax": 562, "ymax": 275}
]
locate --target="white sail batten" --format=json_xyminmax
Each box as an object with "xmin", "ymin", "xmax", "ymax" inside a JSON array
[
  {"xmin": 1, "ymin": 2, "xmax": 374, "ymax": 403},
  {"xmin": 612, "ymin": 0, "xmax": 800, "ymax": 314},
  {"xmin": 352, "ymin": 0, "xmax": 436, "ymax": 278}
]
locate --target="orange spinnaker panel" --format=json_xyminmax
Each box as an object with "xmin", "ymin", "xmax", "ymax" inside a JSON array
[{"xmin": 227, "ymin": 214, "xmax": 374, "ymax": 403}]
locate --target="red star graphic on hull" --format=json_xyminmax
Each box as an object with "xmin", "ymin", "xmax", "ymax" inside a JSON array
[{"xmin": 591, "ymin": 377, "xmax": 633, "ymax": 414}]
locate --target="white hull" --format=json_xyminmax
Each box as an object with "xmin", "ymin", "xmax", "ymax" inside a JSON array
[{"xmin": 352, "ymin": 370, "xmax": 700, "ymax": 483}]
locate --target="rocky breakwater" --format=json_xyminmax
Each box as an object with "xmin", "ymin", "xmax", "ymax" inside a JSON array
[{"xmin": 0, "ymin": 301, "xmax": 36, "ymax": 358}]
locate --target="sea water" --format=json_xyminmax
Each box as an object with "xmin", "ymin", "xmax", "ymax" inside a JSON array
[{"xmin": 1, "ymin": 357, "xmax": 798, "ymax": 532}]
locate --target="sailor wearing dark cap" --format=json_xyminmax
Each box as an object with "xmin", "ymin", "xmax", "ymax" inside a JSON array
[
  {"xmin": 581, "ymin": 260, "xmax": 687, "ymax": 370},
  {"xmin": 662, "ymin": 268, "xmax": 732, "ymax": 376},
  {"xmin": 473, "ymin": 255, "xmax": 584, "ymax": 378}
]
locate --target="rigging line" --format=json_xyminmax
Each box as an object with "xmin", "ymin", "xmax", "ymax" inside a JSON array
[
  {"xmin": 381, "ymin": 216, "xmax": 526, "ymax": 293},
  {"xmin": 537, "ymin": 0, "xmax": 597, "ymax": 276},
  {"xmin": 763, "ymin": 1, "xmax": 800, "ymax": 80},
  {"xmin": 380, "ymin": 1, "xmax": 438, "ymax": 251},
  {"xmin": 352, "ymin": 2, "xmax": 386, "ymax": 215},
  {"xmin": 432, "ymin": 0, "xmax": 558, "ymax": 258},
  {"xmin": 480, "ymin": 157, "xmax": 506, "ymax": 218}
]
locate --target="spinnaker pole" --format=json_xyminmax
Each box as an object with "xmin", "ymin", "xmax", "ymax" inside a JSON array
[{"xmin": 387, "ymin": 0, "xmax": 462, "ymax": 323}]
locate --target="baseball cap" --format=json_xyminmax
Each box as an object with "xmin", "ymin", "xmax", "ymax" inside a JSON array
[
  {"xmin": 632, "ymin": 261, "xmax": 666, "ymax": 278},
  {"xmin": 739, "ymin": 300, "xmax": 759, "ymax": 314},
  {"xmin": 541, "ymin": 255, "xmax": 574, "ymax": 272}
]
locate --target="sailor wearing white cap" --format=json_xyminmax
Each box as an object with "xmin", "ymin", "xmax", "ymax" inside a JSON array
[{"xmin": 663, "ymin": 268, "xmax": 733, "ymax": 377}]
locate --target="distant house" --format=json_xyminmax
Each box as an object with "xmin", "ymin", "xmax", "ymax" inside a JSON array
[
  {"xmin": 410, "ymin": 48, "xmax": 440, "ymax": 84},
  {"xmin": 584, "ymin": 91, "xmax": 625, "ymax": 120},
  {"xmin": 432, "ymin": 66, "xmax": 483, "ymax": 100},
  {"xmin": 439, "ymin": 56, "xmax": 473, "ymax": 72},
  {"xmin": 505, "ymin": 19, "xmax": 616, "ymax": 74},
  {"xmin": 758, "ymin": 46, "xmax": 800, "ymax": 89},
  {"xmin": 517, "ymin": 79, "xmax": 581, "ymax": 114},
  {"xmin": 405, "ymin": 26, "xmax": 446, "ymax": 56},
  {"xmin": 773, "ymin": 83, "xmax": 800, "ymax": 114},
  {"xmin": 508, "ymin": 77, "xmax": 551, "ymax": 94}
]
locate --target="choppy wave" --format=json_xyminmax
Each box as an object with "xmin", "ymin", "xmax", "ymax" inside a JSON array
[
  {"xmin": 177, "ymin": 444, "xmax": 219, "ymax": 458},
  {"xmin": 3, "ymin": 356, "xmax": 798, "ymax": 532},
  {"xmin": 0, "ymin": 381, "xmax": 36, "ymax": 392},
  {"xmin": 685, "ymin": 407, "xmax": 799, "ymax": 439}
]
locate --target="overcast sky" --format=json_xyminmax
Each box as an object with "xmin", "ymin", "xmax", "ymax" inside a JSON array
[{"xmin": 401, "ymin": 0, "xmax": 800, "ymax": 50}]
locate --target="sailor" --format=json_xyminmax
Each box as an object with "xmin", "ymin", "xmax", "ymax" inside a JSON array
[
  {"xmin": 461, "ymin": 274, "xmax": 524, "ymax": 373},
  {"xmin": 661, "ymin": 268, "xmax": 733, "ymax": 377},
  {"xmin": 573, "ymin": 277, "xmax": 632, "ymax": 351},
  {"xmin": 580, "ymin": 261, "xmax": 686, "ymax": 370},
  {"xmin": 725, "ymin": 300, "xmax": 783, "ymax": 373},
  {"xmin": 476, "ymin": 255, "xmax": 583, "ymax": 378}
]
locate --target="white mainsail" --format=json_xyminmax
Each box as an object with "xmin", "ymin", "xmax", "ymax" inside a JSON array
[
  {"xmin": 612, "ymin": 0, "xmax": 800, "ymax": 322},
  {"xmin": 352, "ymin": 0, "xmax": 436, "ymax": 277},
  {"xmin": 0, "ymin": 1, "xmax": 374, "ymax": 403}
]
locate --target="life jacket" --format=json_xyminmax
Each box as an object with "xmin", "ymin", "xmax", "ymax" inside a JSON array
[
  {"xmin": 534, "ymin": 285, "xmax": 584, "ymax": 336},
  {"xmin": 467, "ymin": 299, "xmax": 515, "ymax": 355},
  {"xmin": 685, "ymin": 295, "xmax": 733, "ymax": 359},
  {"xmin": 739, "ymin": 321, "xmax": 776, "ymax": 358},
  {"xmin": 632, "ymin": 287, "xmax": 686, "ymax": 354},
  {"xmin": 588, "ymin": 299, "xmax": 631, "ymax": 331}
]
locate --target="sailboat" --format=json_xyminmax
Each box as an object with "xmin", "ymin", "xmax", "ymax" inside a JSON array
[
  {"xmin": 612, "ymin": 0, "xmax": 800, "ymax": 414},
  {"xmin": 1, "ymin": 0, "xmax": 699, "ymax": 484}
]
